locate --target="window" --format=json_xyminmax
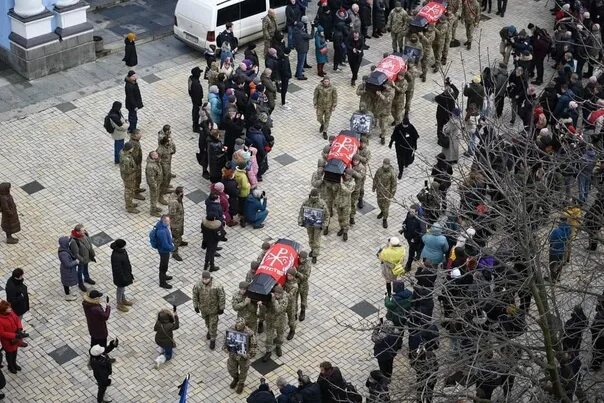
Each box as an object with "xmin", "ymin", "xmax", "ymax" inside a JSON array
[
  {"xmin": 269, "ymin": 0, "xmax": 288, "ymax": 7},
  {"xmin": 217, "ymin": 0, "xmax": 267, "ymax": 27}
]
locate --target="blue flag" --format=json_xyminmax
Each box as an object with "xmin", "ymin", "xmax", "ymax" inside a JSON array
[{"xmin": 178, "ymin": 374, "xmax": 190, "ymax": 403}]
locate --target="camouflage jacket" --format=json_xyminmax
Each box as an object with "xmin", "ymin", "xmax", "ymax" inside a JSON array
[
  {"xmin": 168, "ymin": 194, "xmax": 185, "ymax": 231},
  {"xmin": 231, "ymin": 292, "xmax": 258, "ymax": 322},
  {"xmin": 284, "ymin": 278, "xmax": 298, "ymax": 302},
  {"xmin": 434, "ymin": 19, "xmax": 450, "ymax": 42},
  {"xmin": 313, "ymin": 85, "xmax": 338, "ymax": 110},
  {"xmin": 157, "ymin": 141, "xmax": 175, "ymax": 165},
  {"xmin": 393, "ymin": 78, "xmax": 408, "ymax": 99},
  {"xmin": 419, "ymin": 30, "xmax": 436, "ymax": 52},
  {"xmin": 119, "ymin": 150, "xmax": 137, "ymax": 184},
  {"xmin": 372, "ymin": 165, "xmax": 397, "ymax": 199},
  {"xmin": 130, "ymin": 137, "xmax": 143, "ymax": 166},
  {"xmin": 311, "ymin": 170, "xmax": 327, "ymax": 200},
  {"xmin": 267, "ymin": 292, "xmax": 289, "ymax": 317},
  {"xmin": 298, "ymin": 195, "xmax": 330, "ymax": 228},
  {"xmin": 374, "ymin": 84, "xmax": 395, "ymax": 115},
  {"xmin": 262, "ymin": 15, "xmax": 278, "ymax": 41},
  {"xmin": 145, "ymin": 156, "xmax": 163, "ymax": 188},
  {"xmin": 448, "ymin": 0, "xmax": 461, "ymax": 14},
  {"xmin": 192, "ymin": 280, "xmax": 225, "ymax": 316},
  {"xmin": 462, "ymin": 0, "xmax": 481, "ymax": 24},
  {"xmin": 296, "ymin": 261, "xmax": 312, "ymax": 285},
  {"xmin": 357, "ymin": 146, "xmax": 371, "ymax": 165},
  {"xmin": 387, "ymin": 8, "xmax": 410, "ymax": 34},
  {"xmin": 335, "ymin": 177, "xmax": 356, "ymax": 207},
  {"xmin": 223, "ymin": 324, "xmax": 257, "ymax": 360},
  {"xmin": 351, "ymin": 163, "xmax": 367, "ymax": 192}
]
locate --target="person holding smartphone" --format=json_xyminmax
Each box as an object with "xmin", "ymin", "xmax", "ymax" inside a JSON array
[{"xmin": 154, "ymin": 305, "xmax": 179, "ymax": 369}]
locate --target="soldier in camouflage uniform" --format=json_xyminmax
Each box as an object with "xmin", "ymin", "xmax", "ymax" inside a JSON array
[
  {"xmin": 391, "ymin": 71, "xmax": 408, "ymax": 126},
  {"xmin": 311, "ymin": 159, "xmax": 327, "ymax": 202},
  {"xmin": 145, "ymin": 151, "xmax": 163, "ymax": 216},
  {"xmin": 321, "ymin": 144, "xmax": 331, "ymax": 163},
  {"xmin": 192, "ymin": 271, "xmax": 225, "ymax": 350},
  {"xmin": 461, "ymin": 0, "xmax": 481, "ymax": 50},
  {"xmin": 224, "ymin": 317, "xmax": 256, "ymax": 394},
  {"xmin": 261, "ymin": 285, "xmax": 289, "ymax": 362},
  {"xmin": 418, "ymin": 26, "xmax": 436, "ymax": 82},
  {"xmin": 386, "ymin": 2, "xmax": 410, "ymax": 53},
  {"xmin": 245, "ymin": 261, "xmax": 259, "ymax": 283},
  {"xmin": 313, "ymin": 77, "xmax": 338, "ymax": 140},
  {"xmin": 349, "ymin": 155, "xmax": 367, "ymax": 226},
  {"xmin": 372, "ymin": 158, "xmax": 397, "ymax": 229},
  {"xmin": 356, "ymin": 75, "xmax": 374, "ymax": 112},
  {"xmin": 448, "ymin": 0, "xmax": 462, "ymax": 48},
  {"xmin": 232, "ymin": 281, "xmax": 258, "ymax": 331},
  {"xmin": 298, "ymin": 189, "xmax": 329, "ymax": 263},
  {"xmin": 168, "ymin": 186, "xmax": 186, "ymax": 262},
  {"xmin": 130, "ymin": 131, "xmax": 145, "ymax": 195},
  {"xmin": 284, "ymin": 268, "xmax": 298, "ymax": 340},
  {"xmin": 374, "ymin": 81, "xmax": 395, "ymax": 144},
  {"xmin": 157, "ymin": 125, "xmax": 176, "ymax": 196},
  {"xmin": 335, "ymin": 170, "xmax": 356, "ymax": 241},
  {"xmin": 404, "ymin": 65, "xmax": 419, "ymax": 118},
  {"xmin": 256, "ymin": 241, "xmax": 271, "ymax": 263},
  {"xmin": 295, "ymin": 251, "xmax": 311, "ymax": 321},
  {"xmin": 261, "ymin": 9, "xmax": 278, "ymax": 57},
  {"xmin": 433, "ymin": 15, "xmax": 450, "ymax": 68},
  {"xmin": 323, "ymin": 179, "xmax": 341, "ymax": 235},
  {"xmin": 356, "ymin": 137, "xmax": 371, "ymax": 208},
  {"xmin": 119, "ymin": 142, "xmax": 140, "ymax": 214}
]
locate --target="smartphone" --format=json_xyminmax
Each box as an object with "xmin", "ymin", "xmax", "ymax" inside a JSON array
[{"xmin": 173, "ymin": 305, "xmax": 177, "ymax": 312}]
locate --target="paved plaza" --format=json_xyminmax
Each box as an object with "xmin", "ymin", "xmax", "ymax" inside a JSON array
[{"xmin": 0, "ymin": 2, "xmax": 554, "ymax": 402}]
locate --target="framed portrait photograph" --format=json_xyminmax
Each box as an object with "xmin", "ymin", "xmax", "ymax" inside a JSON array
[
  {"xmin": 303, "ymin": 207, "xmax": 324, "ymax": 228},
  {"xmin": 225, "ymin": 330, "xmax": 249, "ymax": 356}
]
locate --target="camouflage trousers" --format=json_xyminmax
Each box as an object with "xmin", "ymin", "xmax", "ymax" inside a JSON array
[
  {"xmin": 432, "ymin": 40, "xmax": 445, "ymax": 66},
  {"xmin": 316, "ymin": 108, "xmax": 332, "ymax": 133},
  {"xmin": 124, "ymin": 184, "xmax": 136, "ymax": 208},
  {"xmin": 404, "ymin": 89, "xmax": 414, "ymax": 115},
  {"xmin": 265, "ymin": 315, "xmax": 286, "ymax": 353},
  {"xmin": 441, "ymin": 29, "xmax": 452, "ymax": 61},
  {"xmin": 350, "ymin": 189, "xmax": 362, "ymax": 219},
  {"xmin": 464, "ymin": 20, "xmax": 475, "ymax": 43},
  {"xmin": 377, "ymin": 197, "xmax": 391, "ymax": 219},
  {"xmin": 391, "ymin": 96, "xmax": 406, "ymax": 124},
  {"xmin": 160, "ymin": 163, "xmax": 172, "ymax": 193},
  {"xmin": 135, "ymin": 166, "xmax": 142, "ymax": 191},
  {"xmin": 203, "ymin": 314, "xmax": 219, "ymax": 340},
  {"xmin": 172, "ymin": 228, "xmax": 183, "ymax": 252},
  {"xmin": 377, "ymin": 114, "xmax": 390, "ymax": 139},
  {"xmin": 337, "ymin": 202, "xmax": 351, "ymax": 230},
  {"xmin": 324, "ymin": 185, "xmax": 339, "ymax": 221},
  {"xmin": 227, "ymin": 355, "xmax": 250, "ymax": 385},
  {"xmin": 297, "ymin": 283, "xmax": 309, "ymax": 307},
  {"xmin": 451, "ymin": 15, "xmax": 459, "ymax": 40},
  {"xmin": 421, "ymin": 50, "xmax": 435, "ymax": 75},
  {"xmin": 238, "ymin": 311, "xmax": 258, "ymax": 333},
  {"xmin": 307, "ymin": 227, "xmax": 323, "ymax": 257},
  {"xmin": 391, "ymin": 32, "xmax": 405, "ymax": 52},
  {"xmin": 258, "ymin": 304, "xmax": 266, "ymax": 322},
  {"xmin": 287, "ymin": 298, "xmax": 298, "ymax": 330},
  {"xmin": 149, "ymin": 185, "xmax": 159, "ymax": 214}
]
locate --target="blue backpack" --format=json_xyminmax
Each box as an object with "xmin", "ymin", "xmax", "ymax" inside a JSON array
[{"xmin": 149, "ymin": 226, "xmax": 158, "ymax": 249}]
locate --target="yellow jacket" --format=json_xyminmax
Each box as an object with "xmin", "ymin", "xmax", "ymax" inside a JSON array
[{"xmin": 379, "ymin": 245, "xmax": 406, "ymax": 266}]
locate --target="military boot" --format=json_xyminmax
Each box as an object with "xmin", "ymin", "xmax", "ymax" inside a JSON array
[
  {"xmin": 323, "ymin": 226, "xmax": 329, "ymax": 236},
  {"xmin": 343, "ymin": 231, "xmax": 348, "ymax": 241},
  {"xmin": 337, "ymin": 229, "xmax": 343, "ymax": 236},
  {"xmin": 383, "ymin": 219, "xmax": 388, "ymax": 229},
  {"xmin": 158, "ymin": 197, "xmax": 169, "ymax": 205},
  {"xmin": 134, "ymin": 194, "xmax": 145, "ymax": 201},
  {"xmin": 275, "ymin": 346, "xmax": 283, "ymax": 357},
  {"xmin": 262, "ymin": 352, "xmax": 271, "ymax": 362},
  {"xmin": 350, "ymin": 217, "xmax": 355, "ymax": 225},
  {"xmin": 172, "ymin": 252, "xmax": 183, "ymax": 262},
  {"xmin": 235, "ymin": 383, "xmax": 245, "ymax": 394},
  {"xmin": 6, "ymin": 236, "xmax": 18, "ymax": 244},
  {"xmin": 357, "ymin": 198, "xmax": 364, "ymax": 209},
  {"xmin": 312, "ymin": 255, "xmax": 317, "ymax": 264},
  {"xmin": 286, "ymin": 327, "xmax": 295, "ymax": 340},
  {"xmin": 257, "ymin": 321, "xmax": 264, "ymax": 334},
  {"xmin": 229, "ymin": 377, "xmax": 239, "ymax": 389},
  {"xmin": 299, "ymin": 305, "xmax": 306, "ymax": 322},
  {"xmin": 126, "ymin": 206, "xmax": 140, "ymax": 214},
  {"xmin": 441, "ymin": 58, "xmax": 447, "ymax": 65},
  {"xmin": 151, "ymin": 210, "xmax": 161, "ymax": 217},
  {"xmin": 209, "ymin": 340, "xmax": 216, "ymax": 350}
]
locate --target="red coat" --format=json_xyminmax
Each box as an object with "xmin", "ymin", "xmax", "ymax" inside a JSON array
[{"xmin": 0, "ymin": 311, "xmax": 22, "ymax": 352}]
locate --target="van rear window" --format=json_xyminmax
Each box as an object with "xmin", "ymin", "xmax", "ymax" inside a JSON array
[
  {"xmin": 217, "ymin": 0, "xmax": 267, "ymax": 26},
  {"xmin": 269, "ymin": 0, "xmax": 288, "ymax": 7}
]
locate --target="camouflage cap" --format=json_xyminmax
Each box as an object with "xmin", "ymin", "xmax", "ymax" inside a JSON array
[
  {"xmin": 251, "ymin": 261, "xmax": 260, "ymax": 270},
  {"xmin": 202, "ymin": 271, "xmax": 211, "ymax": 279},
  {"xmin": 383, "ymin": 158, "xmax": 391, "ymax": 165},
  {"xmin": 362, "ymin": 75, "xmax": 369, "ymax": 81},
  {"xmin": 273, "ymin": 285, "xmax": 284, "ymax": 294},
  {"xmin": 287, "ymin": 268, "xmax": 297, "ymax": 275},
  {"xmin": 344, "ymin": 168, "xmax": 353, "ymax": 176},
  {"xmin": 352, "ymin": 154, "xmax": 361, "ymax": 161},
  {"xmin": 318, "ymin": 159, "xmax": 326, "ymax": 167},
  {"xmin": 299, "ymin": 250, "xmax": 309, "ymax": 259},
  {"xmin": 328, "ymin": 135, "xmax": 336, "ymax": 143},
  {"xmin": 235, "ymin": 317, "xmax": 247, "ymax": 328},
  {"xmin": 310, "ymin": 189, "xmax": 320, "ymax": 197},
  {"xmin": 239, "ymin": 281, "xmax": 249, "ymax": 289},
  {"xmin": 261, "ymin": 241, "xmax": 271, "ymax": 250},
  {"xmin": 322, "ymin": 145, "xmax": 331, "ymax": 154},
  {"xmin": 361, "ymin": 136, "xmax": 369, "ymax": 144}
]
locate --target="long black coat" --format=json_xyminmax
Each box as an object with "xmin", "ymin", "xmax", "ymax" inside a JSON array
[
  {"xmin": 222, "ymin": 177, "xmax": 239, "ymax": 217},
  {"xmin": 222, "ymin": 116, "xmax": 245, "ymax": 161},
  {"xmin": 389, "ymin": 123, "xmax": 419, "ymax": 167},
  {"xmin": 359, "ymin": 0, "xmax": 372, "ymax": 27},
  {"xmin": 188, "ymin": 72, "xmax": 204, "ymax": 106},
  {"xmin": 207, "ymin": 137, "xmax": 226, "ymax": 181},
  {"xmin": 5, "ymin": 276, "xmax": 29, "ymax": 316},
  {"xmin": 373, "ymin": 0, "xmax": 387, "ymax": 30},
  {"xmin": 110, "ymin": 246, "xmax": 133, "ymax": 288},
  {"xmin": 318, "ymin": 367, "xmax": 347, "ymax": 403},
  {"xmin": 122, "ymin": 39, "xmax": 137, "ymax": 67},
  {"xmin": 124, "ymin": 79, "xmax": 143, "ymax": 111},
  {"xmin": 435, "ymin": 84, "xmax": 459, "ymax": 123}
]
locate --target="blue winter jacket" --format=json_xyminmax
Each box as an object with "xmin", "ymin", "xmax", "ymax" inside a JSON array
[
  {"xmin": 277, "ymin": 384, "xmax": 298, "ymax": 403},
  {"xmin": 550, "ymin": 222, "xmax": 571, "ymax": 256},
  {"xmin": 421, "ymin": 223, "xmax": 449, "ymax": 264},
  {"xmin": 155, "ymin": 221, "xmax": 174, "ymax": 254},
  {"xmin": 208, "ymin": 92, "xmax": 223, "ymax": 124},
  {"xmin": 315, "ymin": 26, "xmax": 328, "ymax": 64},
  {"xmin": 244, "ymin": 194, "xmax": 268, "ymax": 222},
  {"xmin": 553, "ymin": 89, "xmax": 575, "ymax": 117}
]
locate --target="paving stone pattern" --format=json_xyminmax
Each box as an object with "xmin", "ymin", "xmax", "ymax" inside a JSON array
[{"xmin": 0, "ymin": 2, "xmax": 552, "ymax": 402}]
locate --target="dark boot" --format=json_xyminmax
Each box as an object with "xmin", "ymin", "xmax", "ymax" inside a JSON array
[
  {"xmin": 337, "ymin": 229, "xmax": 344, "ymax": 236},
  {"xmin": 210, "ymin": 340, "xmax": 216, "ymax": 350},
  {"xmin": 235, "ymin": 383, "xmax": 245, "ymax": 394},
  {"xmin": 350, "ymin": 217, "xmax": 355, "ymax": 225},
  {"xmin": 172, "ymin": 252, "xmax": 183, "ymax": 262},
  {"xmin": 206, "ymin": 332, "xmax": 211, "ymax": 340},
  {"xmin": 257, "ymin": 321, "xmax": 264, "ymax": 334},
  {"xmin": 377, "ymin": 212, "xmax": 383, "ymax": 219},
  {"xmin": 286, "ymin": 327, "xmax": 295, "ymax": 340},
  {"xmin": 159, "ymin": 282, "xmax": 173, "ymax": 289},
  {"xmin": 383, "ymin": 219, "xmax": 388, "ymax": 229},
  {"xmin": 343, "ymin": 231, "xmax": 348, "ymax": 241},
  {"xmin": 262, "ymin": 352, "xmax": 271, "ymax": 362},
  {"xmin": 312, "ymin": 255, "xmax": 317, "ymax": 264},
  {"xmin": 229, "ymin": 377, "xmax": 239, "ymax": 389},
  {"xmin": 323, "ymin": 226, "xmax": 329, "ymax": 236},
  {"xmin": 299, "ymin": 305, "xmax": 306, "ymax": 321},
  {"xmin": 357, "ymin": 198, "xmax": 364, "ymax": 209},
  {"xmin": 275, "ymin": 346, "xmax": 283, "ymax": 357}
]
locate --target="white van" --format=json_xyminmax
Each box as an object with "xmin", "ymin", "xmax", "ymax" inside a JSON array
[{"xmin": 174, "ymin": 0, "xmax": 287, "ymax": 51}]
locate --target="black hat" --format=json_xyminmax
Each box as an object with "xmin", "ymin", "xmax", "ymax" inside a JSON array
[
  {"xmin": 127, "ymin": 70, "xmax": 136, "ymax": 77},
  {"xmin": 191, "ymin": 66, "xmax": 201, "ymax": 77},
  {"xmin": 123, "ymin": 142, "xmax": 133, "ymax": 151},
  {"xmin": 88, "ymin": 290, "xmax": 103, "ymax": 299},
  {"xmin": 110, "ymin": 239, "xmax": 126, "ymax": 249}
]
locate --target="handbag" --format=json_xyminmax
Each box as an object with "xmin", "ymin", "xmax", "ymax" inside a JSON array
[
  {"xmin": 437, "ymin": 135, "xmax": 450, "ymax": 148},
  {"xmin": 319, "ymin": 46, "xmax": 328, "ymax": 55}
]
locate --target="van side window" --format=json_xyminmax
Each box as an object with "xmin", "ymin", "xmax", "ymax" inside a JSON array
[
  {"xmin": 269, "ymin": 0, "xmax": 288, "ymax": 7},
  {"xmin": 217, "ymin": 0, "xmax": 267, "ymax": 27}
]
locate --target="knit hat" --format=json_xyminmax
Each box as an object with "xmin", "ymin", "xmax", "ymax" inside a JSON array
[
  {"xmin": 202, "ymin": 271, "xmax": 211, "ymax": 279},
  {"xmin": 127, "ymin": 70, "xmax": 136, "ymax": 77},
  {"xmin": 262, "ymin": 241, "xmax": 271, "ymax": 250},
  {"xmin": 569, "ymin": 101, "xmax": 578, "ymax": 109},
  {"xmin": 213, "ymin": 182, "xmax": 225, "ymax": 192},
  {"xmin": 273, "ymin": 285, "xmax": 284, "ymax": 294},
  {"xmin": 472, "ymin": 75, "xmax": 481, "ymax": 84},
  {"xmin": 268, "ymin": 48, "xmax": 277, "ymax": 57},
  {"xmin": 251, "ymin": 261, "xmax": 260, "ymax": 270},
  {"xmin": 110, "ymin": 239, "xmax": 126, "ymax": 249},
  {"xmin": 0, "ymin": 300, "xmax": 10, "ymax": 314},
  {"xmin": 389, "ymin": 237, "xmax": 401, "ymax": 246},
  {"xmin": 383, "ymin": 158, "xmax": 391, "ymax": 165},
  {"xmin": 90, "ymin": 345, "xmax": 105, "ymax": 357},
  {"xmin": 299, "ymin": 250, "xmax": 308, "ymax": 259},
  {"xmin": 450, "ymin": 268, "xmax": 462, "ymax": 279},
  {"xmin": 209, "ymin": 85, "xmax": 219, "ymax": 94},
  {"xmin": 287, "ymin": 268, "xmax": 297, "ymax": 276},
  {"xmin": 310, "ymin": 189, "xmax": 320, "ymax": 197},
  {"xmin": 239, "ymin": 281, "xmax": 249, "ymax": 289}
]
